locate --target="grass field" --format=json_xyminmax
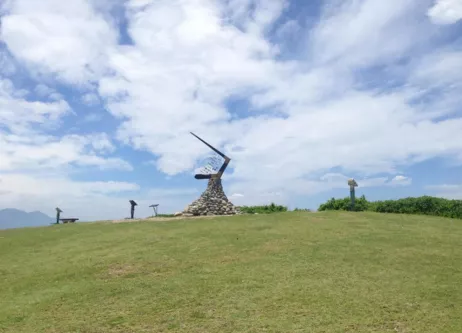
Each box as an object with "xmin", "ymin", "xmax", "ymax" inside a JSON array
[{"xmin": 1, "ymin": 212, "xmax": 461, "ymax": 333}]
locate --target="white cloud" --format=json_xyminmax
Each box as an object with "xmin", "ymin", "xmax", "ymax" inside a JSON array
[
  {"xmin": 0, "ymin": 77, "xmax": 130, "ymax": 171},
  {"xmin": 389, "ymin": 175, "xmax": 412, "ymax": 186},
  {"xmin": 0, "ymin": 79, "xmax": 132, "ymax": 222},
  {"xmin": 412, "ymin": 51, "xmax": 462, "ymax": 85},
  {"xmin": 0, "ymin": 174, "xmax": 139, "ymax": 197},
  {"xmin": 428, "ymin": 0, "xmax": 462, "ymax": 24},
  {"xmin": 319, "ymin": 174, "xmax": 412, "ymax": 188},
  {"xmin": 249, "ymin": 0, "xmax": 288, "ymax": 35},
  {"xmin": 34, "ymin": 84, "xmax": 63, "ymax": 100},
  {"xmin": 81, "ymin": 92, "xmax": 100, "ymax": 105},
  {"xmin": 0, "ymin": 174, "xmax": 142, "ymax": 221},
  {"xmin": 0, "ymin": 50, "xmax": 16, "ymax": 75},
  {"xmin": 0, "ymin": 132, "xmax": 132, "ymax": 172},
  {"xmin": 227, "ymin": 172, "xmax": 413, "ymax": 207},
  {"xmin": 0, "ymin": 0, "xmax": 462, "ymax": 218},
  {"xmin": 33, "ymin": 83, "xmax": 63, "ymax": 100},
  {"xmin": 275, "ymin": 19, "xmax": 300, "ymax": 39},
  {"xmin": 309, "ymin": 0, "xmax": 429, "ymax": 68},
  {"xmin": 0, "ymin": 173, "xmax": 199, "ymax": 221},
  {"xmin": 319, "ymin": 173, "xmax": 388, "ymax": 188},
  {"xmin": 1, "ymin": 0, "xmax": 118, "ymax": 85},
  {"xmin": 147, "ymin": 188, "xmax": 199, "ymax": 198},
  {"xmin": 34, "ymin": 83, "xmax": 55, "ymax": 97},
  {"xmin": 0, "ymin": 78, "xmax": 70, "ymax": 134},
  {"xmin": 426, "ymin": 184, "xmax": 462, "ymax": 199},
  {"xmin": 82, "ymin": 112, "xmax": 103, "ymax": 123}
]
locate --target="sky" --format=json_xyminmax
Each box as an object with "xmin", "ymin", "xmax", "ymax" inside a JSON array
[{"xmin": 0, "ymin": 0, "xmax": 462, "ymax": 221}]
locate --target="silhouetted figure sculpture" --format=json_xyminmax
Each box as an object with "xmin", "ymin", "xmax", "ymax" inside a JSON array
[
  {"xmin": 129, "ymin": 200, "xmax": 137, "ymax": 219},
  {"xmin": 56, "ymin": 207, "xmax": 62, "ymax": 224}
]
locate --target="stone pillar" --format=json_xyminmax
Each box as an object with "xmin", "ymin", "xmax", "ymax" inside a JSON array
[
  {"xmin": 347, "ymin": 179, "xmax": 358, "ymax": 212},
  {"xmin": 183, "ymin": 178, "xmax": 238, "ymax": 216},
  {"xmin": 350, "ymin": 186, "xmax": 356, "ymax": 211}
]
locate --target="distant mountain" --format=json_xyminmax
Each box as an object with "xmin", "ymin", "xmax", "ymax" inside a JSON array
[{"xmin": 0, "ymin": 209, "xmax": 54, "ymax": 230}]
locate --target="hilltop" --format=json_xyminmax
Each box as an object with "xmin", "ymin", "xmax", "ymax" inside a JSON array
[
  {"xmin": 1, "ymin": 212, "xmax": 461, "ymax": 332},
  {"xmin": 0, "ymin": 208, "xmax": 53, "ymax": 230}
]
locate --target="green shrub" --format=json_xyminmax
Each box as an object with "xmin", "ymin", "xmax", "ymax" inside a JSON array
[
  {"xmin": 239, "ymin": 203, "xmax": 288, "ymax": 214},
  {"xmin": 318, "ymin": 195, "xmax": 462, "ymax": 219},
  {"xmin": 293, "ymin": 208, "xmax": 312, "ymax": 212},
  {"xmin": 318, "ymin": 195, "xmax": 369, "ymax": 212},
  {"xmin": 370, "ymin": 196, "xmax": 462, "ymax": 219}
]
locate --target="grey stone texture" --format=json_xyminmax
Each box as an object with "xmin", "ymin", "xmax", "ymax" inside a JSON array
[{"xmin": 183, "ymin": 178, "xmax": 239, "ymax": 216}]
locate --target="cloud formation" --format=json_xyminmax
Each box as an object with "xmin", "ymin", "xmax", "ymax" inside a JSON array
[
  {"xmin": 1, "ymin": 0, "xmax": 461, "ymax": 219},
  {"xmin": 428, "ymin": 0, "xmax": 462, "ymax": 24},
  {"xmin": 426, "ymin": 184, "xmax": 462, "ymax": 199}
]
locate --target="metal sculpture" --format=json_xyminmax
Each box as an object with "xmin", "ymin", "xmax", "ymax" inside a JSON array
[
  {"xmin": 129, "ymin": 200, "xmax": 138, "ymax": 219},
  {"xmin": 149, "ymin": 204, "xmax": 159, "ymax": 217},
  {"xmin": 190, "ymin": 132, "xmax": 230, "ymax": 180},
  {"xmin": 348, "ymin": 179, "xmax": 358, "ymax": 211},
  {"xmin": 55, "ymin": 207, "xmax": 62, "ymax": 224}
]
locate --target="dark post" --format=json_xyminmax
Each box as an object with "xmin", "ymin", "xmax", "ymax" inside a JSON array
[
  {"xmin": 149, "ymin": 204, "xmax": 159, "ymax": 217},
  {"xmin": 129, "ymin": 200, "xmax": 138, "ymax": 219},
  {"xmin": 55, "ymin": 207, "xmax": 62, "ymax": 224},
  {"xmin": 348, "ymin": 179, "xmax": 358, "ymax": 211}
]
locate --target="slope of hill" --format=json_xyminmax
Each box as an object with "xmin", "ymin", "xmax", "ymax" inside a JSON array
[
  {"xmin": 0, "ymin": 208, "xmax": 54, "ymax": 230},
  {"xmin": 1, "ymin": 212, "xmax": 461, "ymax": 332}
]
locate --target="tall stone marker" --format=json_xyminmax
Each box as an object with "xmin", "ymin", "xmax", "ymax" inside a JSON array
[
  {"xmin": 348, "ymin": 179, "xmax": 358, "ymax": 211},
  {"xmin": 182, "ymin": 132, "xmax": 239, "ymax": 216}
]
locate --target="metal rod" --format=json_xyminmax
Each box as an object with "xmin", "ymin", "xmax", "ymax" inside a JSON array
[
  {"xmin": 190, "ymin": 132, "xmax": 228, "ymax": 159},
  {"xmin": 190, "ymin": 132, "xmax": 231, "ymax": 180}
]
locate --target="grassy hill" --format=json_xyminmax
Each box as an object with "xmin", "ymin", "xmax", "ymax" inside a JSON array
[{"xmin": 1, "ymin": 212, "xmax": 461, "ymax": 333}]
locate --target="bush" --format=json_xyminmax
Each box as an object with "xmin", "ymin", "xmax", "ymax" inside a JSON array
[
  {"xmin": 238, "ymin": 203, "xmax": 288, "ymax": 214},
  {"xmin": 293, "ymin": 208, "xmax": 312, "ymax": 212},
  {"xmin": 318, "ymin": 195, "xmax": 462, "ymax": 219},
  {"xmin": 318, "ymin": 195, "xmax": 369, "ymax": 212},
  {"xmin": 370, "ymin": 196, "xmax": 462, "ymax": 219}
]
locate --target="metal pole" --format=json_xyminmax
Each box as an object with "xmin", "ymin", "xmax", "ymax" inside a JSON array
[{"xmin": 149, "ymin": 204, "xmax": 158, "ymax": 217}]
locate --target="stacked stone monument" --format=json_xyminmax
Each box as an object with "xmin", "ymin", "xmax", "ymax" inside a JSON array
[
  {"xmin": 180, "ymin": 132, "xmax": 239, "ymax": 216},
  {"xmin": 183, "ymin": 178, "xmax": 238, "ymax": 216}
]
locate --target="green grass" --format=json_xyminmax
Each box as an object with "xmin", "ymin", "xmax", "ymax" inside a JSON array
[{"xmin": 1, "ymin": 211, "xmax": 461, "ymax": 333}]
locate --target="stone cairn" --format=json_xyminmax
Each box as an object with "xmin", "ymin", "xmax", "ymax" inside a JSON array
[{"xmin": 182, "ymin": 178, "xmax": 239, "ymax": 216}]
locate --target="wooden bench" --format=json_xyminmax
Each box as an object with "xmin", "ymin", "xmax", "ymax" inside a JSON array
[{"xmin": 59, "ymin": 218, "xmax": 79, "ymax": 224}]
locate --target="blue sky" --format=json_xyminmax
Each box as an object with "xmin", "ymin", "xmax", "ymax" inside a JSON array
[{"xmin": 1, "ymin": 0, "xmax": 462, "ymax": 221}]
